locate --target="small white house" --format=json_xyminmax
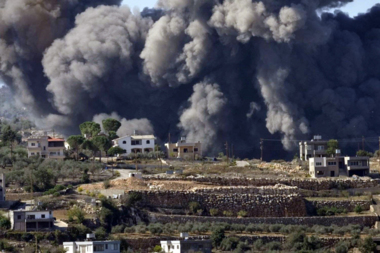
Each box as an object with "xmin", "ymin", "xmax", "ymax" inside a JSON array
[
  {"xmin": 112, "ymin": 134, "xmax": 156, "ymax": 155},
  {"xmin": 63, "ymin": 235, "xmax": 120, "ymax": 253},
  {"xmin": 128, "ymin": 172, "xmax": 142, "ymax": 179},
  {"xmin": 160, "ymin": 233, "xmax": 212, "ymax": 253}
]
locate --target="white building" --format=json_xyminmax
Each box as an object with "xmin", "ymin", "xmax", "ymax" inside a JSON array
[
  {"xmin": 63, "ymin": 235, "xmax": 120, "ymax": 253},
  {"xmin": 9, "ymin": 210, "xmax": 54, "ymax": 231},
  {"xmin": 112, "ymin": 134, "xmax": 156, "ymax": 155},
  {"xmin": 161, "ymin": 233, "xmax": 212, "ymax": 253}
]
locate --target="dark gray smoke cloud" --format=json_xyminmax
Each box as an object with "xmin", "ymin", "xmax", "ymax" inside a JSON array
[{"xmin": 1, "ymin": 0, "xmax": 380, "ymax": 158}]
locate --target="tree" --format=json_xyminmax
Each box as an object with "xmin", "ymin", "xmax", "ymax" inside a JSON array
[
  {"xmin": 108, "ymin": 131, "xmax": 119, "ymax": 141},
  {"xmin": 92, "ymin": 136, "xmax": 112, "ymax": 160},
  {"xmin": 102, "ymin": 119, "xmax": 121, "ymax": 133},
  {"xmin": 67, "ymin": 135, "xmax": 85, "ymax": 160},
  {"xmin": 67, "ymin": 206, "xmax": 85, "ymax": 224},
  {"xmin": 326, "ymin": 139, "xmax": 339, "ymax": 157},
  {"xmin": 1, "ymin": 125, "xmax": 17, "ymax": 145},
  {"xmin": 357, "ymin": 150, "xmax": 373, "ymax": 157},
  {"xmin": 108, "ymin": 146, "xmax": 125, "ymax": 156},
  {"xmin": 211, "ymin": 227, "xmax": 225, "ymax": 248},
  {"xmin": 359, "ymin": 237, "xmax": 376, "ymax": 253},
  {"xmin": 79, "ymin": 122, "xmax": 101, "ymax": 139}
]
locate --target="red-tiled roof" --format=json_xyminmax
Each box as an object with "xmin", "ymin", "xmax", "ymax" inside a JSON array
[{"xmin": 48, "ymin": 138, "xmax": 64, "ymax": 142}]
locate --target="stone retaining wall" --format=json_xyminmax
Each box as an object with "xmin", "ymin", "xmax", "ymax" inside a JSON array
[
  {"xmin": 192, "ymin": 184, "xmax": 299, "ymax": 195},
  {"xmin": 131, "ymin": 190, "xmax": 307, "ymax": 217},
  {"xmin": 143, "ymin": 176, "xmax": 377, "ymax": 190},
  {"xmin": 148, "ymin": 212, "xmax": 378, "ymax": 227}
]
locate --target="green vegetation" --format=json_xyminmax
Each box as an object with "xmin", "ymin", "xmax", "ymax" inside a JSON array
[
  {"xmin": 67, "ymin": 206, "xmax": 85, "ymax": 224},
  {"xmin": 326, "ymin": 139, "xmax": 339, "ymax": 157},
  {"xmin": 317, "ymin": 206, "xmax": 347, "ymax": 216},
  {"xmin": 102, "ymin": 119, "xmax": 121, "ymax": 134},
  {"xmin": 357, "ymin": 150, "xmax": 373, "ymax": 157}
]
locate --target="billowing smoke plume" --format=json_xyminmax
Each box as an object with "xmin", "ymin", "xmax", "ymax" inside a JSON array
[
  {"xmin": 178, "ymin": 82, "xmax": 227, "ymax": 150},
  {"xmin": 1, "ymin": 0, "xmax": 380, "ymax": 158},
  {"xmin": 92, "ymin": 112, "xmax": 154, "ymax": 136}
]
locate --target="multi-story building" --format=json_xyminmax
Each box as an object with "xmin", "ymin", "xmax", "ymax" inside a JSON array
[
  {"xmin": 165, "ymin": 137, "xmax": 202, "ymax": 160},
  {"xmin": 309, "ymin": 156, "xmax": 370, "ymax": 178},
  {"xmin": 161, "ymin": 233, "xmax": 211, "ymax": 253},
  {"xmin": 112, "ymin": 134, "xmax": 156, "ymax": 155},
  {"xmin": 27, "ymin": 136, "xmax": 65, "ymax": 160},
  {"xmin": 63, "ymin": 234, "xmax": 120, "ymax": 253},
  {"xmin": 299, "ymin": 135, "xmax": 328, "ymax": 161},
  {"xmin": 9, "ymin": 210, "xmax": 54, "ymax": 232}
]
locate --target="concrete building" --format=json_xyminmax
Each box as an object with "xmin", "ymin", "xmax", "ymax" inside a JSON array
[
  {"xmin": 309, "ymin": 156, "xmax": 370, "ymax": 178},
  {"xmin": 112, "ymin": 134, "xmax": 155, "ymax": 155},
  {"xmin": 299, "ymin": 135, "xmax": 328, "ymax": 161},
  {"xmin": 165, "ymin": 137, "xmax": 202, "ymax": 160},
  {"xmin": 9, "ymin": 210, "xmax": 54, "ymax": 232},
  {"xmin": 63, "ymin": 234, "xmax": 120, "ymax": 253},
  {"xmin": 161, "ymin": 233, "xmax": 211, "ymax": 253},
  {"xmin": 27, "ymin": 136, "xmax": 65, "ymax": 160},
  {"xmin": 309, "ymin": 157, "xmax": 339, "ymax": 178}
]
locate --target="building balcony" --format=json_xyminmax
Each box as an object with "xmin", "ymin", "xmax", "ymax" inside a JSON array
[{"xmin": 347, "ymin": 165, "xmax": 369, "ymax": 171}]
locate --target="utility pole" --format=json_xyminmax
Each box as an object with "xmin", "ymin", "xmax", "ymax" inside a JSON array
[
  {"xmin": 362, "ymin": 136, "xmax": 365, "ymax": 151},
  {"xmin": 225, "ymin": 142, "xmax": 229, "ymax": 165},
  {"xmin": 378, "ymin": 137, "xmax": 380, "ymax": 167},
  {"xmin": 231, "ymin": 144, "xmax": 234, "ymax": 159},
  {"xmin": 260, "ymin": 138, "xmax": 263, "ymax": 161}
]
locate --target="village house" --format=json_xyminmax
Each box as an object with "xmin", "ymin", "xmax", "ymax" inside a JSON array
[
  {"xmin": 63, "ymin": 234, "xmax": 120, "ymax": 253},
  {"xmin": 299, "ymin": 135, "xmax": 328, "ymax": 161},
  {"xmin": 161, "ymin": 233, "xmax": 212, "ymax": 253},
  {"xmin": 112, "ymin": 132, "xmax": 156, "ymax": 155},
  {"xmin": 309, "ymin": 155, "xmax": 370, "ymax": 178},
  {"xmin": 27, "ymin": 135, "xmax": 65, "ymax": 160},
  {"xmin": 9, "ymin": 210, "xmax": 54, "ymax": 232},
  {"xmin": 165, "ymin": 137, "xmax": 202, "ymax": 160}
]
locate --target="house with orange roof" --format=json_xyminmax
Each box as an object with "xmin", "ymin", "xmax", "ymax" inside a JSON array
[{"xmin": 27, "ymin": 135, "xmax": 65, "ymax": 160}]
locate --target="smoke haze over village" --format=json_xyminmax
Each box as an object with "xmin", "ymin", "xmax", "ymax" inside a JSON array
[{"xmin": 0, "ymin": 0, "xmax": 380, "ymax": 157}]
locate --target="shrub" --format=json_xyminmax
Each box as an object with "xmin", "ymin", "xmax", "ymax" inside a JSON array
[
  {"xmin": 67, "ymin": 206, "xmax": 85, "ymax": 224},
  {"xmin": 188, "ymin": 202, "xmax": 201, "ymax": 214},
  {"xmin": 153, "ymin": 245, "xmax": 162, "ymax": 252},
  {"xmin": 359, "ymin": 237, "xmax": 377, "ymax": 253},
  {"xmin": 111, "ymin": 225, "xmax": 125, "ymax": 234},
  {"xmin": 77, "ymin": 187, "xmax": 83, "ymax": 193},
  {"xmin": 237, "ymin": 210, "xmax": 247, "ymax": 217},
  {"xmin": 148, "ymin": 223, "xmax": 163, "ymax": 236},
  {"xmin": 103, "ymin": 180, "xmax": 111, "ymax": 189},
  {"xmin": 253, "ymin": 239, "xmax": 264, "ymax": 250},
  {"xmin": 220, "ymin": 237, "xmax": 239, "ymax": 251},
  {"xmin": 210, "ymin": 208, "xmax": 219, "ymax": 216},
  {"xmin": 0, "ymin": 216, "xmax": 11, "ymax": 230},
  {"xmin": 53, "ymin": 192, "xmax": 60, "ymax": 197},
  {"xmin": 95, "ymin": 227, "xmax": 107, "ymax": 240},
  {"xmin": 269, "ymin": 224, "xmax": 282, "ymax": 233},
  {"xmin": 124, "ymin": 226, "xmax": 135, "ymax": 233},
  {"xmin": 211, "ymin": 227, "xmax": 225, "ymax": 248},
  {"xmin": 266, "ymin": 241, "xmax": 282, "ymax": 251},
  {"xmin": 125, "ymin": 192, "xmax": 142, "ymax": 207},
  {"xmin": 223, "ymin": 210, "xmax": 234, "ymax": 217},
  {"xmin": 355, "ymin": 205, "xmax": 363, "ymax": 214},
  {"xmin": 317, "ymin": 206, "xmax": 346, "ymax": 216},
  {"xmin": 335, "ymin": 243, "xmax": 349, "ymax": 253},
  {"xmin": 231, "ymin": 224, "xmax": 246, "ymax": 233}
]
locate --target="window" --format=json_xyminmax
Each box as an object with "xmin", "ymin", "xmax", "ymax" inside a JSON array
[
  {"xmin": 17, "ymin": 215, "xmax": 21, "ymax": 220},
  {"xmin": 43, "ymin": 146, "xmax": 46, "ymax": 150},
  {"xmin": 31, "ymin": 143, "xmax": 35, "ymax": 146},
  {"xmin": 31, "ymin": 153, "xmax": 35, "ymax": 155},
  {"xmin": 316, "ymin": 171, "xmax": 324, "ymax": 175},
  {"xmin": 41, "ymin": 215, "xmax": 45, "ymax": 218},
  {"xmin": 177, "ymin": 245, "xmax": 179, "ymax": 249},
  {"xmin": 194, "ymin": 148, "xmax": 198, "ymax": 152},
  {"xmin": 146, "ymin": 140, "xmax": 150, "ymax": 144},
  {"xmin": 132, "ymin": 140, "xmax": 141, "ymax": 145},
  {"xmin": 184, "ymin": 148, "xmax": 188, "ymax": 153},
  {"xmin": 316, "ymin": 162, "xmax": 322, "ymax": 166},
  {"xmin": 94, "ymin": 244, "xmax": 105, "ymax": 251},
  {"xmin": 328, "ymin": 162, "xmax": 336, "ymax": 166},
  {"xmin": 317, "ymin": 146, "xmax": 324, "ymax": 150},
  {"xmin": 173, "ymin": 148, "xmax": 178, "ymax": 152},
  {"xmin": 122, "ymin": 141, "xmax": 127, "ymax": 144}
]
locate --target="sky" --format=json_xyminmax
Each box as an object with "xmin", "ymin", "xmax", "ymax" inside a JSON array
[{"xmin": 122, "ymin": 0, "xmax": 379, "ymax": 17}]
